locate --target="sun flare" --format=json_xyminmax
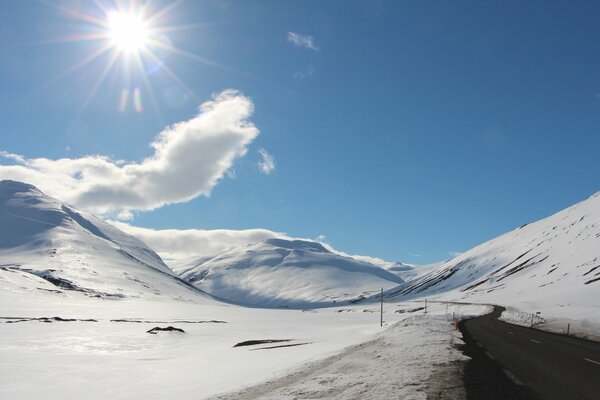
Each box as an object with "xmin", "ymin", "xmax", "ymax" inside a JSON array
[
  {"xmin": 107, "ymin": 11, "xmax": 149, "ymax": 53},
  {"xmin": 36, "ymin": 0, "xmax": 234, "ymax": 115}
]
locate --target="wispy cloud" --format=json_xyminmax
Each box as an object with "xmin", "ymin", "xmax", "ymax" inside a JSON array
[
  {"xmin": 108, "ymin": 221, "xmax": 290, "ymax": 263},
  {"xmin": 111, "ymin": 222, "xmax": 394, "ymax": 269},
  {"xmin": 0, "ymin": 90, "xmax": 259, "ymax": 218},
  {"xmin": 0, "ymin": 151, "xmax": 25, "ymax": 163},
  {"xmin": 258, "ymin": 148, "xmax": 276, "ymax": 175},
  {"xmin": 448, "ymin": 251, "xmax": 462, "ymax": 258},
  {"xmin": 293, "ymin": 65, "xmax": 315, "ymax": 80},
  {"xmin": 315, "ymin": 234, "xmax": 328, "ymax": 243},
  {"xmin": 287, "ymin": 31, "xmax": 319, "ymax": 51}
]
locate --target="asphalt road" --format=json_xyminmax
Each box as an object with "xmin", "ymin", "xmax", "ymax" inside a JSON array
[{"xmin": 459, "ymin": 306, "xmax": 600, "ymax": 400}]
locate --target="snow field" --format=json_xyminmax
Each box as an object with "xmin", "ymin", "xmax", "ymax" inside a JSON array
[{"xmin": 0, "ymin": 300, "xmax": 489, "ymax": 400}]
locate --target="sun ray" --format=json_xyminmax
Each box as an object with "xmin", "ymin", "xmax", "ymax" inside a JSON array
[
  {"xmin": 132, "ymin": 50, "xmax": 164, "ymax": 122},
  {"xmin": 37, "ymin": 0, "xmax": 107, "ymax": 27},
  {"xmin": 145, "ymin": 0, "xmax": 185, "ymax": 25},
  {"xmin": 21, "ymin": 32, "xmax": 109, "ymax": 47},
  {"xmin": 79, "ymin": 49, "xmax": 122, "ymax": 112},
  {"xmin": 42, "ymin": 44, "xmax": 113, "ymax": 88},
  {"xmin": 152, "ymin": 18, "xmax": 259, "ymax": 35},
  {"xmin": 26, "ymin": 0, "xmax": 261, "ymax": 119},
  {"xmin": 142, "ymin": 49, "xmax": 199, "ymax": 102},
  {"xmin": 148, "ymin": 39, "xmax": 248, "ymax": 77},
  {"xmin": 10, "ymin": 44, "xmax": 114, "ymax": 111}
]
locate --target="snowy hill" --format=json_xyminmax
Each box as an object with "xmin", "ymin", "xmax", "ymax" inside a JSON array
[
  {"xmin": 175, "ymin": 238, "xmax": 404, "ymax": 308},
  {"xmin": 0, "ymin": 180, "xmax": 208, "ymax": 304},
  {"xmin": 385, "ymin": 191, "xmax": 600, "ymax": 318}
]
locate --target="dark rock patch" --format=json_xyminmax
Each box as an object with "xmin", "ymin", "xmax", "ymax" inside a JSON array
[
  {"xmin": 112, "ymin": 319, "xmax": 226, "ymax": 324},
  {"xmin": 147, "ymin": 326, "xmax": 185, "ymax": 334},
  {"xmin": 1, "ymin": 316, "xmax": 97, "ymax": 323},
  {"xmin": 250, "ymin": 342, "xmax": 311, "ymax": 351},
  {"xmin": 234, "ymin": 339, "xmax": 292, "ymax": 348}
]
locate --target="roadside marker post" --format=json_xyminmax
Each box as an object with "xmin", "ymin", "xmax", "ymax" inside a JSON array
[{"xmin": 380, "ymin": 288, "xmax": 383, "ymax": 327}]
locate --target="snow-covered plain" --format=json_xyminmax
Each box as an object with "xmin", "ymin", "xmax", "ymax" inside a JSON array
[
  {"xmin": 213, "ymin": 304, "xmax": 490, "ymax": 400},
  {"xmin": 0, "ymin": 296, "xmax": 487, "ymax": 400}
]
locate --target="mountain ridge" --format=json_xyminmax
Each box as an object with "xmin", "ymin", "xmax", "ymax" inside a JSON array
[
  {"xmin": 379, "ymin": 187, "xmax": 600, "ymax": 320},
  {"xmin": 175, "ymin": 237, "xmax": 404, "ymax": 308},
  {"xmin": 0, "ymin": 180, "xmax": 211, "ymax": 303}
]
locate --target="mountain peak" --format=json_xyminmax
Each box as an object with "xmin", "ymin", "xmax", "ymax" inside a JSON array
[
  {"xmin": 263, "ymin": 238, "xmax": 329, "ymax": 253},
  {"xmin": 0, "ymin": 180, "xmax": 43, "ymax": 198}
]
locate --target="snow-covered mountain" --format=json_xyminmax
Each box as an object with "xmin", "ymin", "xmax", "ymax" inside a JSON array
[
  {"xmin": 175, "ymin": 238, "xmax": 404, "ymax": 308},
  {"xmin": 0, "ymin": 180, "xmax": 208, "ymax": 304},
  {"xmin": 385, "ymin": 191, "xmax": 600, "ymax": 317},
  {"xmin": 2, "ymin": 179, "xmax": 598, "ymax": 318}
]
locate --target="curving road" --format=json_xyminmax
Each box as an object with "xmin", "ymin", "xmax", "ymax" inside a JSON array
[{"xmin": 459, "ymin": 306, "xmax": 600, "ymax": 400}]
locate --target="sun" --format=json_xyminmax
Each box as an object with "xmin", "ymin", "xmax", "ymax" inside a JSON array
[
  {"xmin": 34, "ymin": 0, "xmax": 243, "ymax": 115},
  {"xmin": 107, "ymin": 11, "xmax": 149, "ymax": 54}
]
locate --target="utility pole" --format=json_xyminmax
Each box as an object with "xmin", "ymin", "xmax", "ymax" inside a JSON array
[
  {"xmin": 380, "ymin": 288, "xmax": 384, "ymax": 327},
  {"xmin": 424, "ymin": 298, "xmax": 427, "ymax": 315}
]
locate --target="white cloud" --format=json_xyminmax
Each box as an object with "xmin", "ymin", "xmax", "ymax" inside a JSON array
[
  {"xmin": 257, "ymin": 148, "xmax": 276, "ymax": 175},
  {"xmin": 0, "ymin": 151, "xmax": 25, "ymax": 163},
  {"xmin": 315, "ymin": 234, "xmax": 328, "ymax": 243},
  {"xmin": 108, "ymin": 220, "xmax": 290, "ymax": 264},
  {"xmin": 287, "ymin": 31, "xmax": 319, "ymax": 51},
  {"xmin": 110, "ymin": 221, "xmax": 401, "ymax": 271},
  {"xmin": 0, "ymin": 90, "xmax": 259, "ymax": 217},
  {"xmin": 293, "ymin": 65, "xmax": 315, "ymax": 80}
]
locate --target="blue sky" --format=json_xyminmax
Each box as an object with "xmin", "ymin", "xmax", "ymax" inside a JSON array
[{"xmin": 1, "ymin": 0, "xmax": 599, "ymax": 263}]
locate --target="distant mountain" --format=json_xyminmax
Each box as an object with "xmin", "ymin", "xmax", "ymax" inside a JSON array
[
  {"xmin": 175, "ymin": 238, "xmax": 404, "ymax": 308},
  {"xmin": 0, "ymin": 180, "xmax": 207, "ymax": 303},
  {"xmin": 385, "ymin": 191, "xmax": 600, "ymax": 315}
]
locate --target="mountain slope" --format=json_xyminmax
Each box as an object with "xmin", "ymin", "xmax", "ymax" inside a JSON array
[
  {"xmin": 0, "ymin": 180, "xmax": 209, "ymax": 304},
  {"xmin": 386, "ymin": 191, "xmax": 600, "ymax": 317},
  {"xmin": 175, "ymin": 238, "xmax": 404, "ymax": 308}
]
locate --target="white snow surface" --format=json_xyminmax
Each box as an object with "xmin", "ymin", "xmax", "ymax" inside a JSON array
[
  {"xmin": 0, "ymin": 180, "xmax": 208, "ymax": 302},
  {"xmin": 175, "ymin": 238, "xmax": 404, "ymax": 308},
  {"xmin": 0, "ymin": 298, "xmax": 487, "ymax": 400},
  {"xmin": 0, "ymin": 180, "xmax": 481, "ymax": 399},
  {"xmin": 385, "ymin": 191, "xmax": 600, "ymax": 334}
]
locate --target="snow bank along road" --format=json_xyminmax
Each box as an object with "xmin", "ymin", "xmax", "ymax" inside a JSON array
[
  {"xmin": 460, "ymin": 306, "xmax": 600, "ymax": 400},
  {"xmin": 212, "ymin": 314, "xmax": 470, "ymax": 400}
]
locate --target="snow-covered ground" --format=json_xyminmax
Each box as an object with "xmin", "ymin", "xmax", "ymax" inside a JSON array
[
  {"xmin": 1, "ymin": 179, "xmax": 599, "ymax": 398},
  {"xmin": 0, "ymin": 298, "xmax": 487, "ymax": 400},
  {"xmin": 214, "ymin": 314, "xmax": 477, "ymax": 400},
  {"xmin": 499, "ymin": 306, "xmax": 600, "ymax": 341}
]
